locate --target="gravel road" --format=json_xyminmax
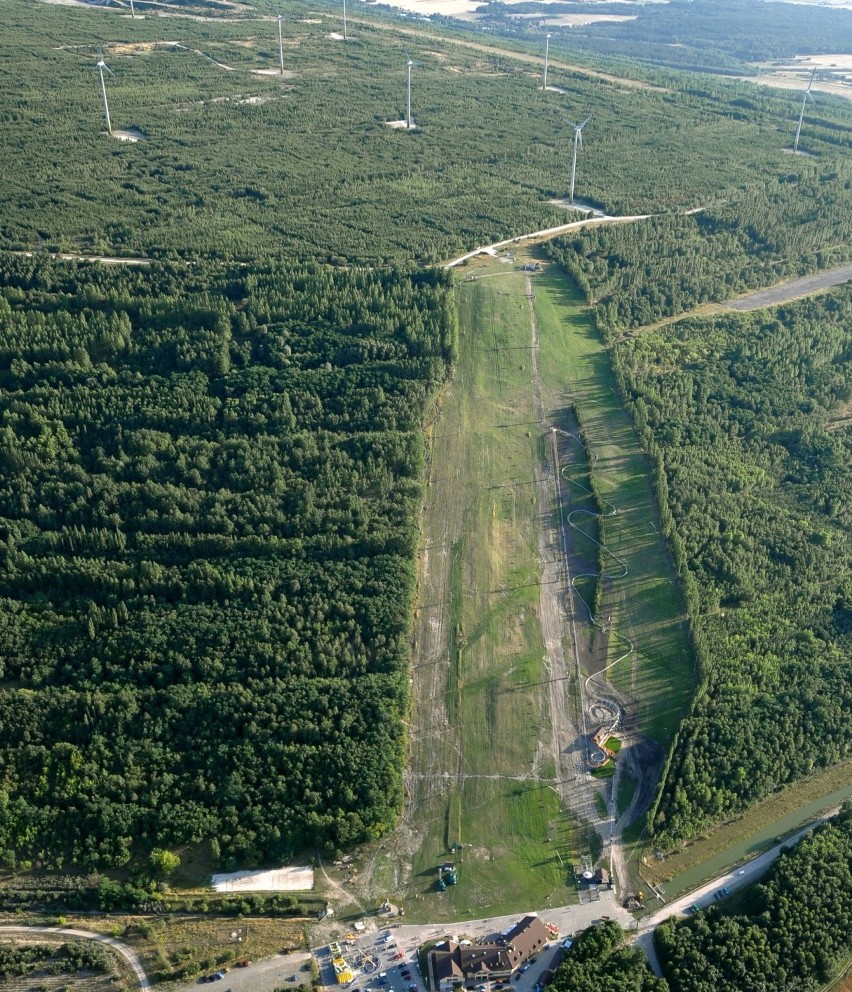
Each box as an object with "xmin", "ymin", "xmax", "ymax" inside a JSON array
[{"xmin": 725, "ymin": 263, "xmax": 852, "ymax": 311}]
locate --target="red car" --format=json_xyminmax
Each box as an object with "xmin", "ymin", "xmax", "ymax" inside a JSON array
[{"xmin": 235, "ymin": 961, "xmax": 251, "ymax": 968}]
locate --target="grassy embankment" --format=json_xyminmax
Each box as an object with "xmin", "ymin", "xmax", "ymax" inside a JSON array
[
  {"xmin": 533, "ymin": 265, "xmax": 693, "ymax": 744},
  {"xmin": 403, "ymin": 269, "xmax": 575, "ymax": 921},
  {"xmin": 531, "ymin": 261, "xmax": 693, "ymax": 833}
]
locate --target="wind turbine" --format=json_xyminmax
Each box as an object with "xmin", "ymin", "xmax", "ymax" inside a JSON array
[
  {"xmin": 566, "ymin": 116, "xmax": 591, "ymax": 203},
  {"xmin": 277, "ymin": 14, "xmax": 285, "ymax": 75},
  {"xmin": 96, "ymin": 57, "xmax": 114, "ymax": 135},
  {"xmin": 343, "ymin": 0, "xmax": 347, "ymax": 40},
  {"xmin": 405, "ymin": 54, "xmax": 420, "ymax": 130},
  {"xmin": 793, "ymin": 68, "xmax": 816, "ymax": 153},
  {"xmin": 543, "ymin": 32, "xmax": 551, "ymax": 90},
  {"xmin": 129, "ymin": 0, "xmax": 135, "ymax": 18}
]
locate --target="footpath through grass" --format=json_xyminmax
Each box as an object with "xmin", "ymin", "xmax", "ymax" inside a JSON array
[
  {"xmin": 403, "ymin": 267, "xmax": 575, "ymax": 921},
  {"xmin": 532, "ymin": 264, "xmax": 693, "ymax": 747}
]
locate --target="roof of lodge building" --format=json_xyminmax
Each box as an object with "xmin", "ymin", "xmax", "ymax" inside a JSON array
[{"xmin": 431, "ymin": 915, "xmax": 549, "ymax": 981}]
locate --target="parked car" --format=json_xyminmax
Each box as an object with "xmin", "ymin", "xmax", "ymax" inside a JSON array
[
  {"xmin": 236, "ymin": 961, "xmax": 251, "ymax": 968},
  {"xmin": 214, "ymin": 974, "xmax": 225, "ymax": 982}
]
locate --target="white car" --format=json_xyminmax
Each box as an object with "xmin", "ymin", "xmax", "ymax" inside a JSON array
[{"xmin": 737, "ymin": 869, "xmax": 746, "ymax": 876}]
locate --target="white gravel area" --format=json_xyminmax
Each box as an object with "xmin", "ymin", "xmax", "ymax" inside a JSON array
[{"xmin": 212, "ymin": 866, "xmax": 315, "ymax": 891}]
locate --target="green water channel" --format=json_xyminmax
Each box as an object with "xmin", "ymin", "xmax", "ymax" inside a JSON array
[{"xmin": 661, "ymin": 779, "xmax": 852, "ymax": 900}]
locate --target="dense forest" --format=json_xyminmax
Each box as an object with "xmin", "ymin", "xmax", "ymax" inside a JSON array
[
  {"xmin": 0, "ymin": 251, "xmax": 456, "ymax": 868},
  {"xmin": 477, "ymin": 0, "xmax": 852, "ymax": 75},
  {"xmin": 0, "ymin": 0, "xmax": 850, "ymax": 263},
  {"xmin": 545, "ymin": 167, "xmax": 852, "ymax": 333},
  {"xmin": 656, "ymin": 805, "xmax": 852, "ymax": 992},
  {"xmin": 603, "ymin": 289, "xmax": 852, "ymax": 843},
  {"xmin": 550, "ymin": 921, "xmax": 667, "ymax": 992}
]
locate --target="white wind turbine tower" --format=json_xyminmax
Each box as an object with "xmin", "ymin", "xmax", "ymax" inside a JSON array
[
  {"xmin": 277, "ymin": 14, "xmax": 285, "ymax": 75},
  {"xmin": 405, "ymin": 54, "xmax": 420, "ymax": 130},
  {"xmin": 96, "ymin": 57, "xmax": 114, "ymax": 135},
  {"xmin": 129, "ymin": 0, "xmax": 135, "ymax": 19},
  {"xmin": 566, "ymin": 116, "xmax": 591, "ymax": 203},
  {"xmin": 793, "ymin": 68, "xmax": 816, "ymax": 153},
  {"xmin": 543, "ymin": 32, "xmax": 551, "ymax": 90},
  {"xmin": 343, "ymin": 0, "xmax": 348, "ymax": 41}
]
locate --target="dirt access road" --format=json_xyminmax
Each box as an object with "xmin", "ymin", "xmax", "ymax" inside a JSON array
[
  {"xmin": 349, "ymin": 15, "xmax": 667, "ymax": 93},
  {"xmin": 725, "ymin": 262, "xmax": 852, "ymax": 310},
  {"xmin": 445, "ymin": 214, "xmax": 651, "ymax": 269}
]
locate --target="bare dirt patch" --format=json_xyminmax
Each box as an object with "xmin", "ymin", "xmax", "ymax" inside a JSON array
[
  {"xmin": 737, "ymin": 53, "xmax": 852, "ymax": 99},
  {"xmin": 510, "ymin": 13, "xmax": 637, "ymax": 25}
]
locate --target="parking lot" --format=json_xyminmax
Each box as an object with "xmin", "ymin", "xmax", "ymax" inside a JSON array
[
  {"xmin": 317, "ymin": 928, "xmax": 424, "ymax": 992},
  {"xmin": 313, "ymin": 902, "xmax": 632, "ymax": 992}
]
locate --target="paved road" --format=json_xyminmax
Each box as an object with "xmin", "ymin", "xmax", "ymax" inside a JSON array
[
  {"xmin": 0, "ymin": 925, "xmax": 150, "ymax": 988},
  {"xmin": 725, "ymin": 263, "xmax": 852, "ymax": 311},
  {"xmin": 628, "ymin": 808, "xmax": 840, "ymax": 975},
  {"xmin": 639, "ymin": 809, "xmax": 838, "ymax": 931}
]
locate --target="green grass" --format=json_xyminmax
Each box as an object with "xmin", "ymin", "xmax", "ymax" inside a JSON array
[
  {"xmin": 605, "ymin": 737, "xmax": 622, "ymax": 753},
  {"xmin": 402, "ymin": 269, "xmax": 578, "ymax": 920},
  {"xmin": 617, "ymin": 772, "xmax": 638, "ymax": 819},
  {"xmin": 532, "ymin": 262, "xmax": 694, "ymax": 749},
  {"xmin": 591, "ymin": 762, "xmax": 615, "ymax": 779},
  {"xmin": 402, "ymin": 255, "xmax": 692, "ymax": 919}
]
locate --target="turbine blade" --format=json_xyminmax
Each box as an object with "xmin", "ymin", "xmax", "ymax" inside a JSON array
[{"xmin": 579, "ymin": 115, "xmax": 592, "ymax": 128}]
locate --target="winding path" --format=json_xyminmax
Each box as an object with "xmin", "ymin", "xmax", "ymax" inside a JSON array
[
  {"xmin": 554, "ymin": 427, "xmax": 632, "ymax": 718},
  {"xmin": 0, "ymin": 925, "xmax": 150, "ymax": 988},
  {"xmin": 444, "ymin": 213, "xmax": 652, "ymax": 269}
]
